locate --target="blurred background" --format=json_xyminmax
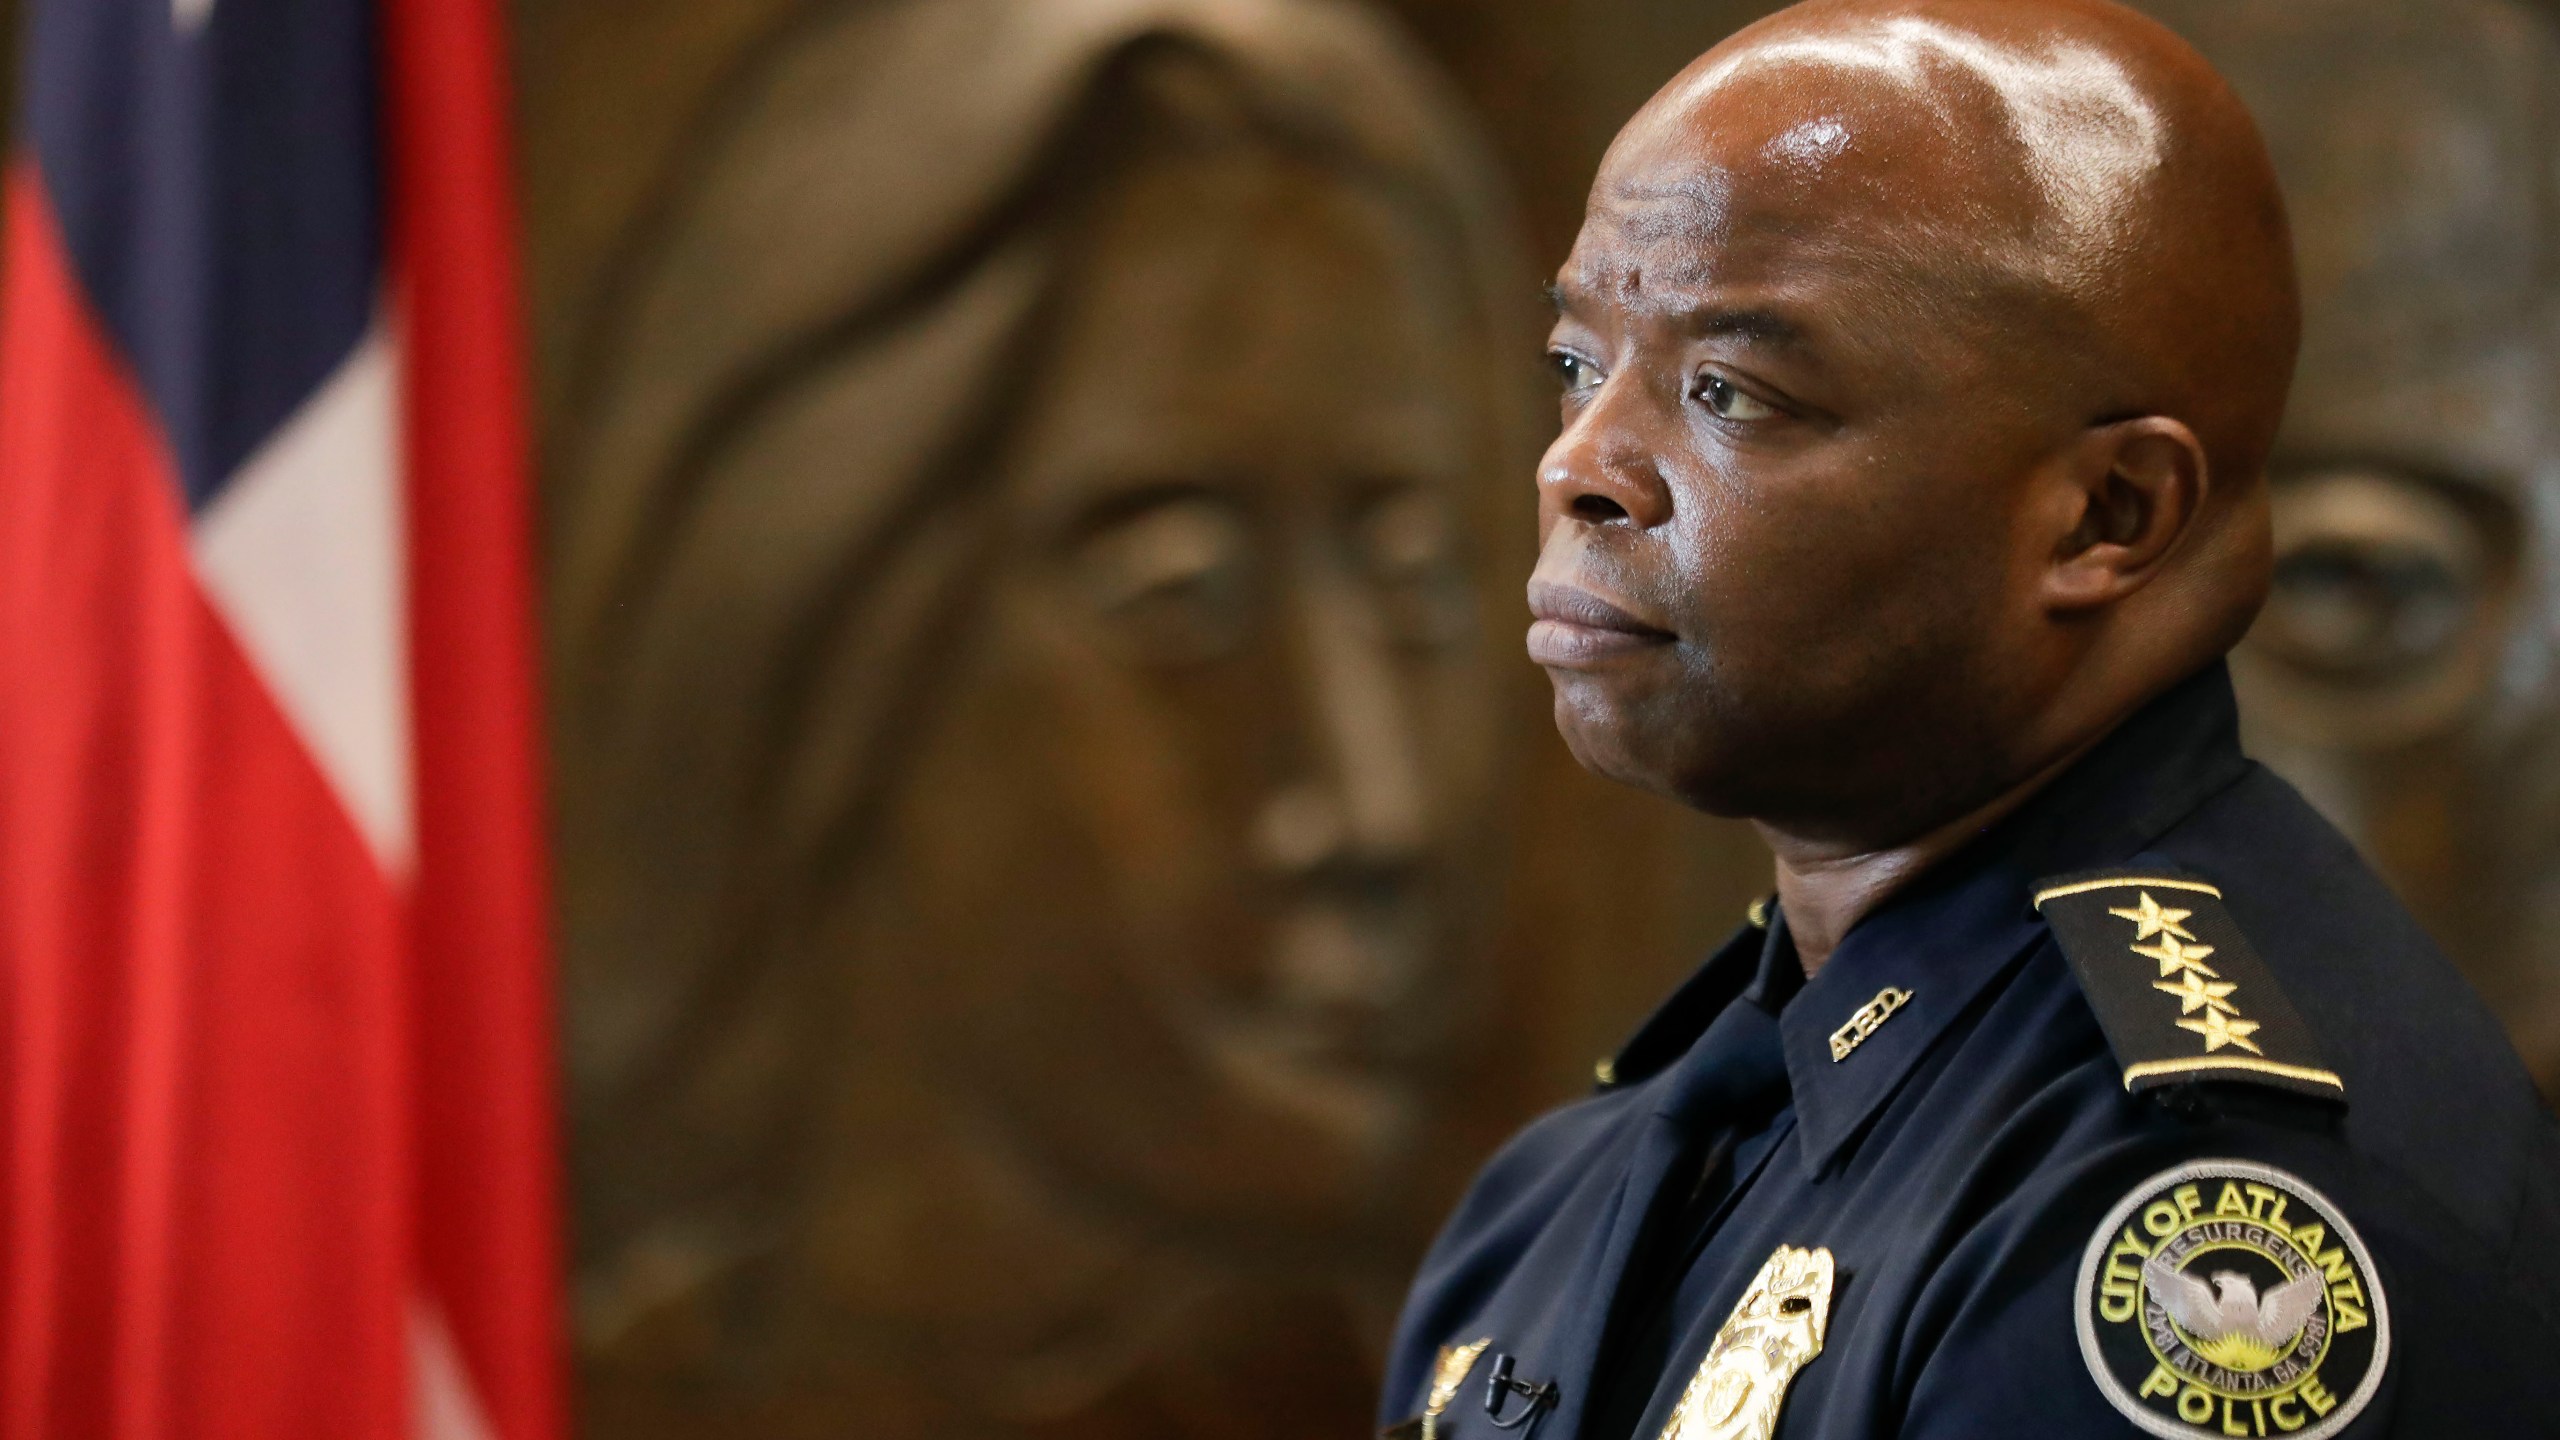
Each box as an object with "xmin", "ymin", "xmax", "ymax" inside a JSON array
[{"xmin": 7, "ymin": 0, "xmax": 2558, "ymax": 1436}]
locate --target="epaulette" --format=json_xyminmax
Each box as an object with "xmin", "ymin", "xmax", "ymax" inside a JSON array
[{"xmin": 2033, "ymin": 867, "xmax": 2345, "ymax": 1103}]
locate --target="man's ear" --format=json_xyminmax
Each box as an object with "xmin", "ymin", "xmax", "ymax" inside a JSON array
[{"xmin": 2041, "ymin": 415, "xmax": 2208, "ymax": 612}]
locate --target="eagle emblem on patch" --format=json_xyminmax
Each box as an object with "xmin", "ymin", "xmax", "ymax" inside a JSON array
[{"xmin": 2075, "ymin": 1160, "xmax": 2388, "ymax": 1439}]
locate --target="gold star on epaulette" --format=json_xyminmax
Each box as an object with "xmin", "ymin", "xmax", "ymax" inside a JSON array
[
  {"xmin": 2129, "ymin": 933, "xmax": 2218, "ymax": 978},
  {"xmin": 2107, "ymin": 891, "xmax": 2196, "ymax": 942},
  {"xmin": 2175, "ymin": 1007, "xmax": 2263, "ymax": 1055},
  {"xmin": 2152, "ymin": 969, "xmax": 2239, "ymax": 1016}
]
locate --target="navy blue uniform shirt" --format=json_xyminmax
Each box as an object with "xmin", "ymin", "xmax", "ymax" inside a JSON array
[{"xmin": 1382, "ymin": 665, "xmax": 2560, "ymax": 1439}]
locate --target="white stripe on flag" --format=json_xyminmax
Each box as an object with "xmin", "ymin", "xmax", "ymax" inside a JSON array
[
  {"xmin": 411, "ymin": 1298, "xmax": 498, "ymax": 1440},
  {"xmin": 191, "ymin": 315, "xmax": 414, "ymax": 873}
]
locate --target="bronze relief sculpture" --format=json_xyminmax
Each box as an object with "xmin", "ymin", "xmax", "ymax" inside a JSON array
[
  {"xmin": 546, "ymin": 0, "xmax": 1537, "ymax": 1433},
  {"xmin": 2148, "ymin": 0, "xmax": 2560, "ymax": 1094}
]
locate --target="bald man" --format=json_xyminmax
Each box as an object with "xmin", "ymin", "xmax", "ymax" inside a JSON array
[{"xmin": 1380, "ymin": 2, "xmax": 2560, "ymax": 1437}]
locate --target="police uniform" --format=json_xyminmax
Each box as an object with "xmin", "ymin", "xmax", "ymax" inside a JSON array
[{"xmin": 1381, "ymin": 663, "xmax": 2560, "ymax": 1439}]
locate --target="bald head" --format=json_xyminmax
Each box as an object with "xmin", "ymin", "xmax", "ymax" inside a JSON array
[
  {"xmin": 1529, "ymin": 0, "xmax": 2301, "ymax": 844},
  {"xmin": 1614, "ymin": 0, "xmax": 2298, "ymax": 502}
]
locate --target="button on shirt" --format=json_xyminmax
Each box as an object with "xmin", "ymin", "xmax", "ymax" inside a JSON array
[{"xmin": 1380, "ymin": 664, "xmax": 2560, "ymax": 1438}]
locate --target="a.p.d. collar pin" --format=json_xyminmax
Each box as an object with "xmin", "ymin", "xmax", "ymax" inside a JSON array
[{"xmin": 1828, "ymin": 986, "xmax": 1912, "ymax": 1061}]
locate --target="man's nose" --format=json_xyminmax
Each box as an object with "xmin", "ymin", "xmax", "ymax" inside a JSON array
[
  {"xmin": 1252, "ymin": 560, "xmax": 1429, "ymax": 877},
  {"xmin": 1537, "ymin": 379, "xmax": 1676, "ymax": 532}
]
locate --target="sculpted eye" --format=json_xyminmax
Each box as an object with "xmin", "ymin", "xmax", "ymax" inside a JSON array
[
  {"xmin": 1067, "ymin": 490, "xmax": 1257, "ymax": 666},
  {"xmin": 1698, "ymin": 373, "xmax": 1777, "ymax": 422},
  {"xmin": 1549, "ymin": 350, "xmax": 1604, "ymax": 397},
  {"xmin": 2233, "ymin": 467, "xmax": 2517, "ymax": 748},
  {"xmin": 1353, "ymin": 485, "xmax": 1475, "ymax": 651}
]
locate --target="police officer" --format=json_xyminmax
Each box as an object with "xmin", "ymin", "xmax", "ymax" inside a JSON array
[{"xmin": 1381, "ymin": 0, "xmax": 2560, "ymax": 1436}]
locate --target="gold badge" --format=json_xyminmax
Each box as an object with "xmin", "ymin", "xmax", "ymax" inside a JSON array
[
  {"xmin": 1660, "ymin": 1245, "xmax": 1834, "ymax": 1440},
  {"xmin": 2076, "ymin": 1160, "xmax": 2388, "ymax": 1439},
  {"xmin": 1420, "ymin": 1338, "xmax": 1491, "ymax": 1440}
]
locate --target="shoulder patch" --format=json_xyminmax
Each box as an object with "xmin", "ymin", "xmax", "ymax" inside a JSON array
[
  {"xmin": 2034, "ymin": 870, "xmax": 2344, "ymax": 1101},
  {"xmin": 2075, "ymin": 1159, "xmax": 2389, "ymax": 1439}
]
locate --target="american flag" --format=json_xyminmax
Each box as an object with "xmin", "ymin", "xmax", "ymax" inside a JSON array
[{"xmin": 0, "ymin": 0, "xmax": 565, "ymax": 1435}]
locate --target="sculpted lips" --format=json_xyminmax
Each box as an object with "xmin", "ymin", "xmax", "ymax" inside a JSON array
[{"xmin": 1526, "ymin": 579, "xmax": 1676, "ymax": 667}]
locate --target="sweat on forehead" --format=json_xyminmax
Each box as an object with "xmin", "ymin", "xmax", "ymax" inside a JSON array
[{"xmin": 1583, "ymin": 0, "xmax": 2300, "ymax": 485}]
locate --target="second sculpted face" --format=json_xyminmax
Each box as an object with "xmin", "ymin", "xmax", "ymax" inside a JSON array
[{"xmin": 1532, "ymin": 56, "xmax": 2086, "ymax": 835}]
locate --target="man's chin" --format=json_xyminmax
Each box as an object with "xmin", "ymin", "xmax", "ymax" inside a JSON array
[
  {"xmin": 1549, "ymin": 685, "xmax": 1684, "ymax": 800},
  {"xmin": 1547, "ymin": 682, "xmax": 1777, "ymax": 818}
]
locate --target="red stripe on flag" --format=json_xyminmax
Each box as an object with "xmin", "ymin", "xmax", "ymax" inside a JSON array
[
  {"xmin": 0, "ymin": 160, "xmax": 411, "ymax": 1440},
  {"xmin": 381, "ymin": 0, "xmax": 567, "ymax": 1432}
]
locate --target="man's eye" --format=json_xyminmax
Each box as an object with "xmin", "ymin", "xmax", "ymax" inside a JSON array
[
  {"xmin": 1549, "ymin": 351, "xmax": 1603, "ymax": 396},
  {"xmin": 1698, "ymin": 373, "xmax": 1777, "ymax": 421}
]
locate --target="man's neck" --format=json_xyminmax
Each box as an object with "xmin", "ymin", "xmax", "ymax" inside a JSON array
[{"xmin": 1756, "ymin": 736, "xmax": 2101, "ymax": 976}]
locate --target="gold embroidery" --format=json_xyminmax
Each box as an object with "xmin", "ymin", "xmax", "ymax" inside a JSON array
[
  {"xmin": 2076, "ymin": 1160, "xmax": 2388, "ymax": 1435},
  {"xmin": 2130, "ymin": 933, "xmax": 2218, "ymax": 978},
  {"xmin": 2043, "ymin": 879, "xmax": 2346, "ymax": 1096},
  {"xmin": 2152, "ymin": 968, "xmax": 2239, "ymax": 1015},
  {"xmin": 2107, "ymin": 890, "xmax": 2196, "ymax": 941},
  {"xmin": 2033, "ymin": 875, "xmax": 2224, "ymax": 905},
  {"xmin": 2119, "ymin": 1056, "xmax": 2343, "ymax": 1089},
  {"xmin": 2111, "ymin": 891, "xmax": 2265, "ymax": 1055},
  {"xmin": 2177, "ymin": 1006, "xmax": 2265, "ymax": 1054}
]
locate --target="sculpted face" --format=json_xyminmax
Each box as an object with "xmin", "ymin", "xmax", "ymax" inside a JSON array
[
  {"xmin": 1535, "ymin": 10, "xmax": 2165, "ymax": 836},
  {"xmin": 883, "ymin": 142, "xmax": 1500, "ymax": 1235},
  {"xmin": 557, "ymin": 13, "xmax": 1531, "ymax": 1425}
]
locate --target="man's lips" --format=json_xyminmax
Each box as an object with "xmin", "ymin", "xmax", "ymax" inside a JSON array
[{"xmin": 1525, "ymin": 580, "xmax": 1675, "ymax": 667}]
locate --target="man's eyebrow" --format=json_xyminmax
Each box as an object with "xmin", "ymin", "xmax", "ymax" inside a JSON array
[
  {"xmin": 1542, "ymin": 284, "xmax": 1812, "ymax": 347},
  {"xmin": 1690, "ymin": 307, "xmax": 1807, "ymax": 346}
]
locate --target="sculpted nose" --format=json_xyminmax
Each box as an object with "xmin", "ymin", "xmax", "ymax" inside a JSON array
[
  {"xmin": 1538, "ymin": 384, "xmax": 1675, "ymax": 532},
  {"xmin": 1254, "ymin": 562, "xmax": 1428, "ymax": 876}
]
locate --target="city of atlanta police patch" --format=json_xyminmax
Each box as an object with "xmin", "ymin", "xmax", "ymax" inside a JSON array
[{"xmin": 2075, "ymin": 1160, "xmax": 2388, "ymax": 1439}]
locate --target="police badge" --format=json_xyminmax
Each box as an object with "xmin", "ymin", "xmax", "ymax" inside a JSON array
[
  {"xmin": 2075, "ymin": 1160, "xmax": 2388, "ymax": 1439},
  {"xmin": 1661, "ymin": 1245, "xmax": 1835, "ymax": 1440}
]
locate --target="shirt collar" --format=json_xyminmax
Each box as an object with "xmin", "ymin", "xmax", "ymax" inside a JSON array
[
  {"xmin": 1595, "ymin": 665, "xmax": 2253, "ymax": 1150},
  {"xmin": 1598, "ymin": 896, "xmax": 1812, "ymax": 1093},
  {"xmin": 1601, "ymin": 921, "xmax": 1765, "ymax": 1091},
  {"xmin": 1774, "ymin": 661, "xmax": 2255, "ymax": 1174}
]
